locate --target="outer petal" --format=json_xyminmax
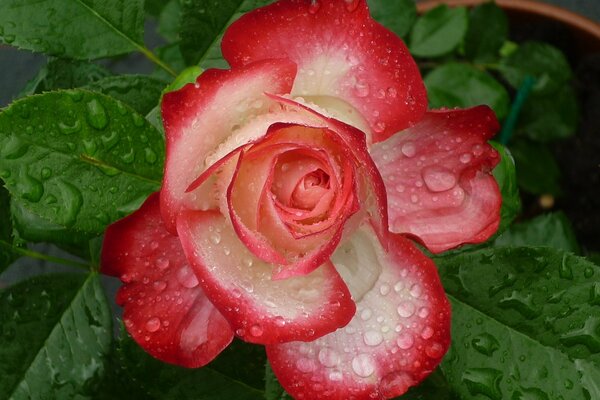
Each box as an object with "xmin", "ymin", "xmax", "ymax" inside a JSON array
[
  {"xmin": 176, "ymin": 209, "xmax": 356, "ymax": 345},
  {"xmin": 266, "ymin": 226, "xmax": 451, "ymax": 400},
  {"xmin": 161, "ymin": 58, "xmax": 297, "ymax": 232},
  {"xmin": 222, "ymin": 0, "xmax": 427, "ymax": 142},
  {"xmin": 370, "ymin": 106, "xmax": 502, "ymax": 253},
  {"xmin": 101, "ymin": 193, "xmax": 233, "ymax": 368}
]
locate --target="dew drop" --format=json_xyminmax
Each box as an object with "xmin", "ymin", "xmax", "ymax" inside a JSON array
[
  {"xmin": 401, "ymin": 142, "xmax": 416, "ymax": 158},
  {"xmin": 471, "ymin": 332, "xmax": 500, "ymax": 356},
  {"xmin": 379, "ymin": 284, "xmax": 390, "ymax": 296},
  {"xmin": 421, "ymin": 326, "xmax": 434, "ymax": 340},
  {"xmin": 145, "ymin": 317, "xmax": 161, "ymax": 332},
  {"xmin": 210, "ymin": 232, "xmax": 222, "ymax": 245},
  {"xmin": 318, "ymin": 347, "xmax": 340, "ymax": 368},
  {"xmin": 351, "ymin": 354, "xmax": 375, "ymax": 377},
  {"xmin": 354, "ymin": 81, "xmax": 370, "ymax": 98},
  {"xmin": 145, "ymin": 148, "xmax": 157, "ymax": 164},
  {"xmin": 40, "ymin": 167, "xmax": 52, "ymax": 180},
  {"xmin": 397, "ymin": 332, "xmax": 414, "ymax": 350},
  {"xmin": 177, "ymin": 265, "xmax": 199, "ymax": 288},
  {"xmin": 274, "ymin": 316, "xmax": 286, "ymax": 327},
  {"xmin": 459, "ymin": 153, "xmax": 472, "ymax": 164},
  {"xmin": 20, "ymin": 174, "xmax": 44, "ymax": 203},
  {"xmin": 422, "ymin": 165, "xmax": 457, "ymax": 192},
  {"xmin": 58, "ymin": 119, "xmax": 82, "ymax": 135},
  {"xmin": 155, "ymin": 257, "xmax": 170, "ymax": 270},
  {"xmin": 363, "ymin": 331, "xmax": 383, "ymax": 346},
  {"xmin": 132, "ymin": 113, "xmax": 145, "ymax": 127},
  {"xmin": 462, "ymin": 368, "xmax": 503, "ymax": 400},
  {"xmin": 153, "ymin": 280, "xmax": 167, "ymax": 293},
  {"xmin": 329, "ymin": 371, "xmax": 343, "ymax": 381},
  {"xmin": 297, "ymin": 358, "xmax": 316, "ymax": 373},
  {"xmin": 308, "ymin": 0, "xmax": 320, "ymax": 14},
  {"xmin": 397, "ymin": 302, "xmax": 416, "ymax": 318},
  {"xmin": 86, "ymin": 99, "xmax": 109, "ymax": 130},
  {"xmin": 249, "ymin": 324, "xmax": 263, "ymax": 337},
  {"xmin": 360, "ymin": 308, "xmax": 373, "ymax": 321}
]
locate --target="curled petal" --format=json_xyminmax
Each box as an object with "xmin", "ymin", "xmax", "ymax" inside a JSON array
[
  {"xmin": 101, "ymin": 193, "xmax": 233, "ymax": 368},
  {"xmin": 176, "ymin": 209, "xmax": 356, "ymax": 345},
  {"xmin": 370, "ymin": 106, "xmax": 502, "ymax": 253},
  {"xmin": 222, "ymin": 0, "xmax": 427, "ymax": 141},
  {"xmin": 266, "ymin": 226, "xmax": 451, "ymax": 399},
  {"xmin": 161, "ymin": 59, "xmax": 297, "ymax": 232}
]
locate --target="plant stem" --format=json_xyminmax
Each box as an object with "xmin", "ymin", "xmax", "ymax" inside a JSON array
[
  {"xmin": 499, "ymin": 75, "xmax": 536, "ymax": 145},
  {"xmin": 138, "ymin": 46, "xmax": 177, "ymax": 78},
  {"xmin": 0, "ymin": 241, "xmax": 90, "ymax": 271}
]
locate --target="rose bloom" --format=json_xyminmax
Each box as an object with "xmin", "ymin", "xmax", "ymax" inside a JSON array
[{"xmin": 101, "ymin": 1, "xmax": 501, "ymax": 399}]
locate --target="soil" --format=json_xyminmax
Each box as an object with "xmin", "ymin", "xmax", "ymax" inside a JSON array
[{"xmin": 510, "ymin": 18, "xmax": 600, "ymax": 253}]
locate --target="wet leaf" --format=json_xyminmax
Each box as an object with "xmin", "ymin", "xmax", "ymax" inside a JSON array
[
  {"xmin": 158, "ymin": 0, "xmax": 182, "ymax": 42},
  {"xmin": 265, "ymin": 363, "xmax": 293, "ymax": 400},
  {"xmin": 437, "ymin": 247, "xmax": 600, "ymax": 400},
  {"xmin": 509, "ymin": 140, "xmax": 561, "ymax": 196},
  {"xmin": 117, "ymin": 334, "xmax": 265, "ymax": 400},
  {"xmin": 84, "ymin": 75, "xmax": 167, "ymax": 116},
  {"xmin": 0, "ymin": 273, "xmax": 112, "ymax": 399},
  {"xmin": 368, "ymin": 0, "xmax": 417, "ymax": 39},
  {"xmin": 0, "ymin": 184, "xmax": 17, "ymax": 273},
  {"xmin": 425, "ymin": 63, "xmax": 510, "ymax": 119},
  {"xmin": 464, "ymin": 2, "xmax": 508, "ymax": 62},
  {"xmin": 0, "ymin": 90, "xmax": 163, "ymax": 240},
  {"xmin": 409, "ymin": 5, "xmax": 468, "ymax": 58},
  {"xmin": 494, "ymin": 212, "xmax": 580, "ymax": 254},
  {"xmin": 491, "ymin": 142, "xmax": 521, "ymax": 234},
  {"xmin": 516, "ymin": 84, "xmax": 580, "ymax": 142},
  {"xmin": 0, "ymin": 0, "xmax": 144, "ymax": 59},
  {"xmin": 19, "ymin": 59, "xmax": 111, "ymax": 98},
  {"xmin": 179, "ymin": 0, "xmax": 274, "ymax": 68},
  {"xmin": 499, "ymin": 41, "xmax": 572, "ymax": 95}
]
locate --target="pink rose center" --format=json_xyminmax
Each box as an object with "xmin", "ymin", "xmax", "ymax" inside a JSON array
[{"xmin": 291, "ymin": 168, "xmax": 330, "ymax": 210}]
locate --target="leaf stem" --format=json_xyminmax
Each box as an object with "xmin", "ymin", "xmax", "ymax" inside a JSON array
[
  {"xmin": 499, "ymin": 75, "xmax": 536, "ymax": 145},
  {"xmin": 0, "ymin": 241, "xmax": 90, "ymax": 271},
  {"xmin": 138, "ymin": 46, "xmax": 177, "ymax": 77}
]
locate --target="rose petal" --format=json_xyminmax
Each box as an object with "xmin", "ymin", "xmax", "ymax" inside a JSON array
[
  {"xmin": 176, "ymin": 209, "xmax": 356, "ymax": 344},
  {"xmin": 266, "ymin": 226, "xmax": 451, "ymax": 399},
  {"xmin": 222, "ymin": 0, "xmax": 427, "ymax": 142},
  {"xmin": 101, "ymin": 193, "xmax": 233, "ymax": 368},
  {"xmin": 370, "ymin": 106, "xmax": 502, "ymax": 253},
  {"xmin": 161, "ymin": 58, "xmax": 297, "ymax": 232}
]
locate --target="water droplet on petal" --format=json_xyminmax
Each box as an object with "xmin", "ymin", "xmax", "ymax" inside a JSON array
[
  {"xmin": 250, "ymin": 324, "xmax": 263, "ymax": 337},
  {"xmin": 354, "ymin": 81, "xmax": 370, "ymax": 98},
  {"xmin": 397, "ymin": 332, "xmax": 414, "ymax": 350},
  {"xmin": 360, "ymin": 308, "xmax": 373, "ymax": 321},
  {"xmin": 401, "ymin": 142, "xmax": 416, "ymax": 158},
  {"xmin": 422, "ymin": 166, "xmax": 457, "ymax": 192},
  {"xmin": 308, "ymin": 0, "xmax": 320, "ymax": 14},
  {"xmin": 145, "ymin": 317, "xmax": 161, "ymax": 332},
  {"xmin": 460, "ymin": 153, "xmax": 472, "ymax": 164},
  {"xmin": 153, "ymin": 280, "xmax": 167, "ymax": 293},
  {"xmin": 155, "ymin": 257, "xmax": 170, "ymax": 270},
  {"xmin": 351, "ymin": 354, "xmax": 375, "ymax": 377},
  {"xmin": 397, "ymin": 302, "xmax": 416, "ymax": 318},
  {"xmin": 318, "ymin": 347, "xmax": 340, "ymax": 368},
  {"xmin": 363, "ymin": 331, "xmax": 383, "ymax": 346},
  {"xmin": 177, "ymin": 265, "xmax": 199, "ymax": 288}
]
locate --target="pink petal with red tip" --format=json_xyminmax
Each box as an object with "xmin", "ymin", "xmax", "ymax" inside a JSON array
[
  {"xmin": 266, "ymin": 226, "xmax": 451, "ymax": 400},
  {"xmin": 370, "ymin": 106, "xmax": 502, "ymax": 253},
  {"xmin": 101, "ymin": 193, "xmax": 233, "ymax": 368},
  {"xmin": 160, "ymin": 59, "xmax": 296, "ymax": 232},
  {"xmin": 222, "ymin": 0, "xmax": 427, "ymax": 141},
  {"xmin": 176, "ymin": 209, "xmax": 356, "ymax": 345}
]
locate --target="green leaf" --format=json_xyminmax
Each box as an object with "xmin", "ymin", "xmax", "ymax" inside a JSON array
[
  {"xmin": 509, "ymin": 139, "xmax": 561, "ymax": 196},
  {"xmin": 437, "ymin": 247, "xmax": 600, "ymax": 400},
  {"xmin": 0, "ymin": 0, "xmax": 145, "ymax": 59},
  {"xmin": 494, "ymin": 212, "xmax": 580, "ymax": 254},
  {"xmin": 464, "ymin": 2, "xmax": 508, "ymax": 62},
  {"xmin": 158, "ymin": 0, "xmax": 182, "ymax": 42},
  {"xmin": 398, "ymin": 369, "xmax": 460, "ymax": 399},
  {"xmin": 20, "ymin": 59, "xmax": 112, "ymax": 98},
  {"xmin": 265, "ymin": 363, "xmax": 293, "ymax": 400},
  {"xmin": 145, "ymin": 0, "xmax": 169, "ymax": 17},
  {"xmin": 425, "ymin": 63, "xmax": 510, "ymax": 119},
  {"xmin": 368, "ymin": 0, "xmax": 417, "ymax": 38},
  {"xmin": 117, "ymin": 334, "xmax": 265, "ymax": 400},
  {"xmin": 180, "ymin": 0, "xmax": 274, "ymax": 69},
  {"xmin": 0, "ymin": 90, "xmax": 164, "ymax": 239},
  {"xmin": 209, "ymin": 339, "xmax": 267, "ymax": 390},
  {"xmin": 409, "ymin": 5, "xmax": 468, "ymax": 58},
  {"xmin": 0, "ymin": 184, "xmax": 17, "ymax": 273},
  {"xmin": 0, "ymin": 273, "xmax": 112, "ymax": 399},
  {"xmin": 499, "ymin": 41, "xmax": 572, "ymax": 95},
  {"xmin": 10, "ymin": 199, "xmax": 89, "ymax": 256},
  {"xmin": 491, "ymin": 142, "xmax": 520, "ymax": 233},
  {"xmin": 153, "ymin": 43, "xmax": 187, "ymax": 81},
  {"xmin": 516, "ymin": 84, "xmax": 580, "ymax": 142},
  {"xmin": 84, "ymin": 75, "xmax": 167, "ymax": 116}
]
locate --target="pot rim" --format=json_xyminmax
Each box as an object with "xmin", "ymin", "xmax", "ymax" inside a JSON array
[{"xmin": 417, "ymin": 0, "xmax": 600, "ymax": 41}]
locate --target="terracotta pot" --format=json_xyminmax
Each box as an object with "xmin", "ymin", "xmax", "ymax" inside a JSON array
[{"xmin": 417, "ymin": 0, "xmax": 600, "ymax": 54}]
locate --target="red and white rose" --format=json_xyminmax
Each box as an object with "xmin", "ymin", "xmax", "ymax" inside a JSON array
[{"xmin": 101, "ymin": 1, "xmax": 502, "ymax": 398}]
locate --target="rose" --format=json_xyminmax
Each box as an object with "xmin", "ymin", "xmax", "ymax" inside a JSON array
[{"xmin": 101, "ymin": 1, "xmax": 502, "ymax": 399}]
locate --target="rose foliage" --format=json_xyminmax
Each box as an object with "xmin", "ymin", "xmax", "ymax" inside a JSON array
[{"xmin": 101, "ymin": 1, "xmax": 501, "ymax": 399}]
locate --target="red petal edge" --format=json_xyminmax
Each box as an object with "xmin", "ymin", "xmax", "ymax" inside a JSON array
[
  {"xmin": 222, "ymin": 0, "xmax": 427, "ymax": 141},
  {"xmin": 176, "ymin": 208, "xmax": 356, "ymax": 345},
  {"xmin": 161, "ymin": 58, "xmax": 297, "ymax": 233},
  {"xmin": 370, "ymin": 106, "xmax": 502, "ymax": 253},
  {"xmin": 101, "ymin": 193, "xmax": 233, "ymax": 367},
  {"xmin": 266, "ymin": 225, "xmax": 451, "ymax": 399}
]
